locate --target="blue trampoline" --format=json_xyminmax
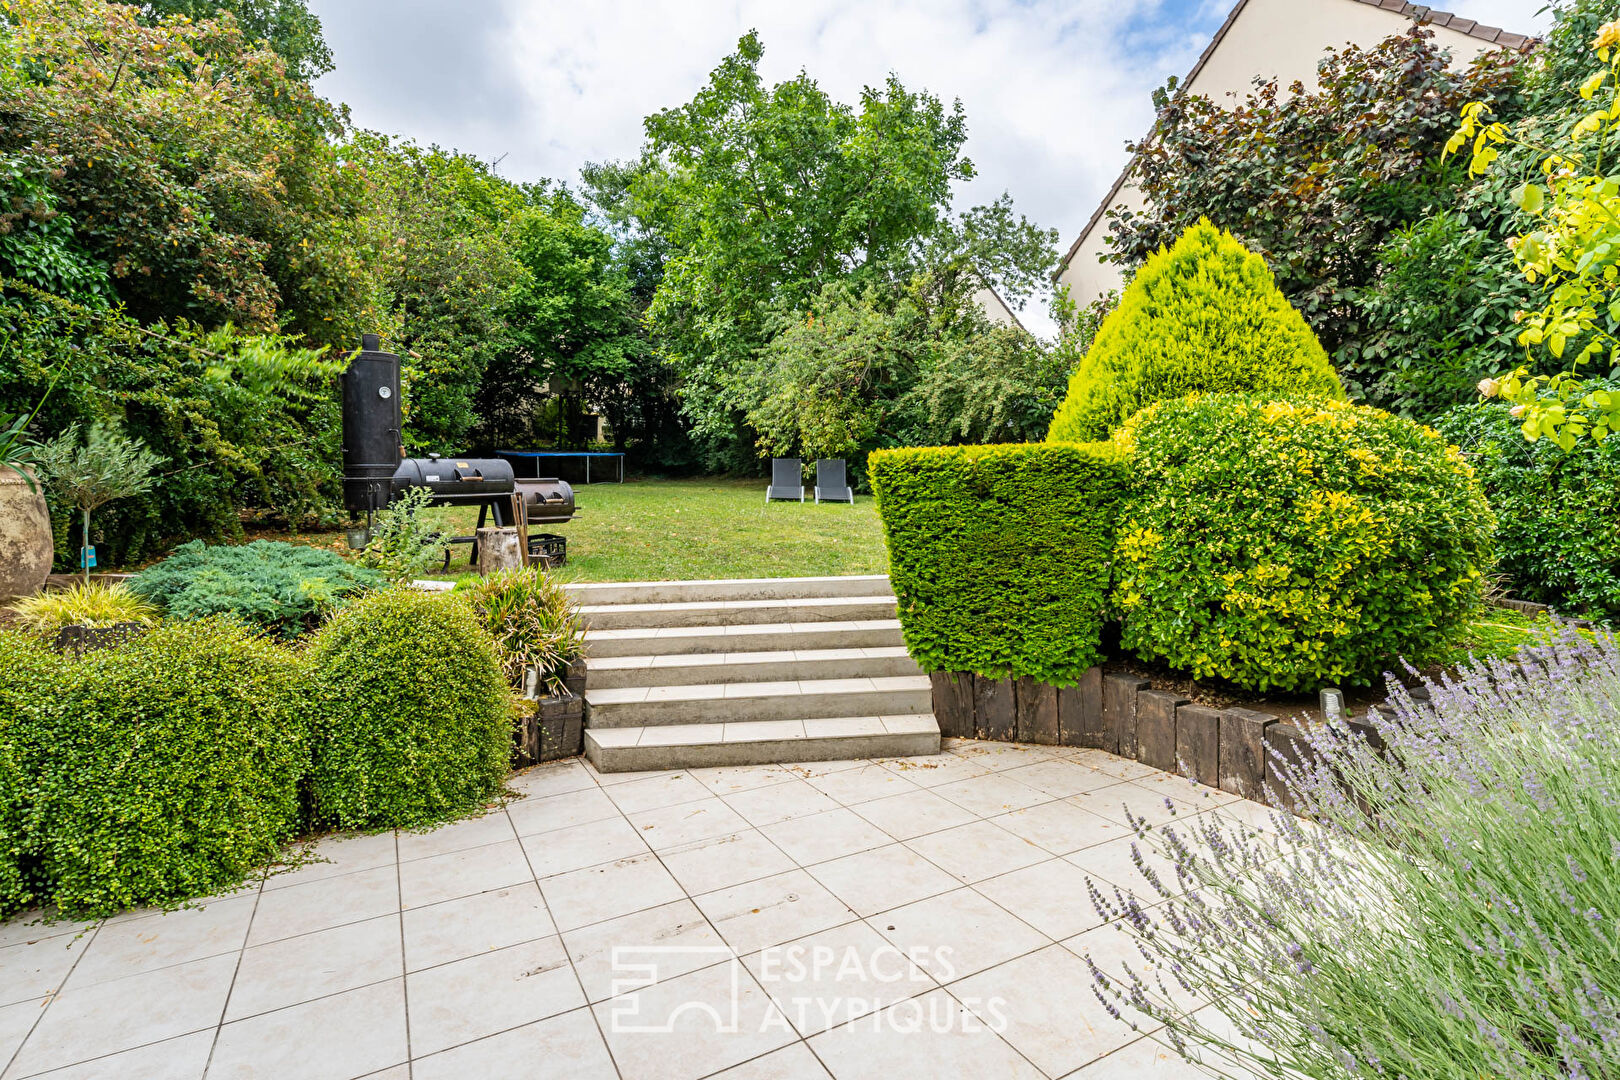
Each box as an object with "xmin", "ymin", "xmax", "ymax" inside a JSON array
[{"xmin": 498, "ymin": 450, "xmax": 625, "ymax": 484}]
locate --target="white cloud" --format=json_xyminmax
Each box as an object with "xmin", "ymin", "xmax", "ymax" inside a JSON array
[{"xmin": 312, "ymin": 0, "xmax": 1553, "ymax": 337}]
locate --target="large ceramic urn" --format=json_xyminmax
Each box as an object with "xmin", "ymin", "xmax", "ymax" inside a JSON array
[{"xmin": 0, "ymin": 467, "xmax": 52, "ymax": 600}]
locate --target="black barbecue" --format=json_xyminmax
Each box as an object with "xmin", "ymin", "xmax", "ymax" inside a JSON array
[{"xmin": 340, "ymin": 334, "xmax": 575, "ymax": 565}]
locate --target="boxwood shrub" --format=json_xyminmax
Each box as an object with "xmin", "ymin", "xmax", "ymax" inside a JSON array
[
  {"xmin": 1047, "ymin": 220, "xmax": 1343, "ymax": 444},
  {"xmin": 1113, "ymin": 394, "xmax": 1495, "ymax": 690},
  {"xmin": 0, "ymin": 629, "xmax": 66, "ymax": 914},
  {"xmin": 1438, "ymin": 393, "xmax": 1620, "ymax": 622},
  {"xmin": 869, "ymin": 441, "xmax": 1126, "ymax": 683},
  {"xmin": 304, "ymin": 587, "xmax": 512, "ymax": 829},
  {"xmin": 130, "ymin": 539, "xmax": 382, "ymax": 638},
  {"xmin": 36, "ymin": 618, "xmax": 307, "ymax": 916}
]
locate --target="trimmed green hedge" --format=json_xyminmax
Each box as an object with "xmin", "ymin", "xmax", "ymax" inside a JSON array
[
  {"xmin": 37, "ymin": 619, "xmax": 308, "ymax": 916},
  {"xmin": 0, "ymin": 630, "xmax": 65, "ymax": 915},
  {"xmin": 869, "ymin": 441, "xmax": 1125, "ymax": 683},
  {"xmin": 1113, "ymin": 394, "xmax": 1495, "ymax": 690},
  {"xmin": 1047, "ymin": 220, "xmax": 1342, "ymax": 443},
  {"xmin": 305, "ymin": 588, "xmax": 512, "ymax": 829}
]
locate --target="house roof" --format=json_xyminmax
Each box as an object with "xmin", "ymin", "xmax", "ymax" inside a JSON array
[{"xmin": 1054, "ymin": 0, "xmax": 1535, "ymax": 278}]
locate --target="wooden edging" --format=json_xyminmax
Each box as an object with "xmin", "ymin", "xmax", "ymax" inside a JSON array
[{"xmin": 930, "ymin": 669, "xmax": 1323, "ymax": 810}]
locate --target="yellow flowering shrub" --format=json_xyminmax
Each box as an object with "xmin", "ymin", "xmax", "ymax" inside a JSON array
[{"xmin": 1112, "ymin": 394, "xmax": 1495, "ymax": 690}]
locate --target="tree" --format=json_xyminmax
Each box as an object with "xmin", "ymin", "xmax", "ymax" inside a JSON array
[
  {"xmin": 1048, "ymin": 220, "xmax": 1342, "ymax": 443},
  {"xmin": 36, "ymin": 423, "xmax": 162, "ymax": 580},
  {"xmin": 628, "ymin": 31, "xmax": 974, "ymax": 465},
  {"xmin": 135, "ymin": 0, "xmax": 334, "ymax": 82},
  {"xmin": 1106, "ymin": 28, "xmax": 1527, "ymax": 402},
  {"xmin": 0, "ymin": 0, "xmax": 365, "ymax": 334}
]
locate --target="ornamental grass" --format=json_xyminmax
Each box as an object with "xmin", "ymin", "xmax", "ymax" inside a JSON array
[{"xmin": 1085, "ymin": 626, "xmax": 1620, "ymax": 1079}]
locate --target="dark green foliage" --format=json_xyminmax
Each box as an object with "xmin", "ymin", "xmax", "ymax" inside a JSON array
[
  {"xmin": 1048, "ymin": 222, "xmax": 1343, "ymax": 443},
  {"xmin": 36, "ymin": 619, "xmax": 306, "ymax": 916},
  {"xmin": 0, "ymin": 630, "xmax": 65, "ymax": 914},
  {"xmin": 131, "ymin": 540, "xmax": 382, "ymax": 637},
  {"xmin": 304, "ymin": 588, "xmax": 512, "ymax": 829},
  {"xmin": 1439, "ymin": 392, "xmax": 1620, "ymax": 622},
  {"xmin": 1113, "ymin": 395, "xmax": 1495, "ymax": 690},
  {"xmin": 1104, "ymin": 28, "xmax": 1528, "ymax": 393},
  {"xmin": 869, "ymin": 442, "xmax": 1125, "ymax": 683}
]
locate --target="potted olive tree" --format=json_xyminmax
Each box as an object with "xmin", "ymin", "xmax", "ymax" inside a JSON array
[
  {"xmin": 459, "ymin": 567, "xmax": 586, "ymax": 763},
  {"xmin": 35, "ymin": 422, "xmax": 162, "ymax": 583}
]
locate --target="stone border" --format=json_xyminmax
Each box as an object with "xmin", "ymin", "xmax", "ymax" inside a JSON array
[{"xmin": 930, "ymin": 669, "xmax": 1319, "ymax": 809}]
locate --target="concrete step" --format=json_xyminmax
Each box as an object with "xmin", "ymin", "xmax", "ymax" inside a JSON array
[
  {"xmin": 584, "ymin": 620, "xmax": 905, "ymax": 659},
  {"xmin": 578, "ymin": 595, "xmax": 897, "ymax": 631},
  {"xmin": 586, "ymin": 646, "xmax": 919, "ymax": 690},
  {"xmin": 566, "ymin": 574, "xmax": 891, "ymax": 606},
  {"xmin": 584, "ymin": 715, "xmax": 941, "ymax": 773},
  {"xmin": 584, "ymin": 675, "xmax": 932, "ymax": 729}
]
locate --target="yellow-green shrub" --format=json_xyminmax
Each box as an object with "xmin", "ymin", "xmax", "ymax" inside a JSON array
[
  {"xmin": 1112, "ymin": 394, "xmax": 1494, "ymax": 690},
  {"xmin": 1047, "ymin": 220, "xmax": 1343, "ymax": 443},
  {"xmin": 36, "ymin": 619, "xmax": 307, "ymax": 916},
  {"xmin": 305, "ymin": 588, "xmax": 511, "ymax": 829},
  {"xmin": 869, "ymin": 442, "xmax": 1125, "ymax": 683},
  {"xmin": 7, "ymin": 581, "xmax": 160, "ymax": 637},
  {"xmin": 0, "ymin": 629, "xmax": 65, "ymax": 914}
]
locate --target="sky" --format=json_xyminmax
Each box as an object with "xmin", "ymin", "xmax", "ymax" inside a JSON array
[{"xmin": 311, "ymin": 0, "xmax": 1553, "ymax": 336}]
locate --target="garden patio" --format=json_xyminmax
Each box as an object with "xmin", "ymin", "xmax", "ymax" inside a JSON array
[{"xmin": 0, "ymin": 741, "xmax": 1262, "ymax": 1080}]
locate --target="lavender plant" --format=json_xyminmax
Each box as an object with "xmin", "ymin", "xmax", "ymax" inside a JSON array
[{"xmin": 1084, "ymin": 626, "xmax": 1620, "ymax": 1079}]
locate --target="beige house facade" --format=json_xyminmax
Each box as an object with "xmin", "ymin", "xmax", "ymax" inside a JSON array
[{"xmin": 1054, "ymin": 0, "xmax": 1533, "ymax": 306}]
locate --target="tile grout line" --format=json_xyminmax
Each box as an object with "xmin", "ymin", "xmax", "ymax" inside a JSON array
[
  {"xmin": 391, "ymin": 829, "xmax": 416, "ymax": 1079},
  {"xmin": 0, "ymin": 917, "xmax": 103, "ymax": 1080},
  {"xmin": 201, "ymin": 871, "xmax": 269, "ymax": 1077}
]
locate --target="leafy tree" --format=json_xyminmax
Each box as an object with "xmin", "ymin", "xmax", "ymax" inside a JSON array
[
  {"xmin": 0, "ymin": 0, "xmax": 366, "ymax": 334},
  {"xmin": 135, "ymin": 0, "xmax": 334, "ymax": 82},
  {"xmin": 35, "ymin": 423, "xmax": 163, "ymax": 580},
  {"xmin": 1048, "ymin": 221, "xmax": 1342, "ymax": 443},
  {"xmin": 1105, "ymin": 28, "xmax": 1528, "ymax": 402},
  {"xmin": 628, "ymin": 31, "xmax": 974, "ymax": 465}
]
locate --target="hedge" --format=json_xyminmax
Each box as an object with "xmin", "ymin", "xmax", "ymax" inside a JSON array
[
  {"xmin": 304, "ymin": 588, "xmax": 512, "ymax": 829},
  {"xmin": 36, "ymin": 619, "xmax": 308, "ymax": 916},
  {"xmin": 869, "ymin": 441, "xmax": 1125, "ymax": 683},
  {"xmin": 0, "ymin": 630, "xmax": 65, "ymax": 915},
  {"xmin": 1047, "ymin": 219, "xmax": 1343, "ymax": 443},
  {"xmin": 1113, "ymin": 394, "xmax": 1495, "ymax": 690}
]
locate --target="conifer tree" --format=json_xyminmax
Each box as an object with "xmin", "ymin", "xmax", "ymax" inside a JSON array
[{"xmin": 1047, "ymin": 220, "xmax": 1343, "ymax": 442}]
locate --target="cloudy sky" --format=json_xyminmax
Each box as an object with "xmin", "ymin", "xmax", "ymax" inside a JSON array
[{"xmin": 311, "ymin": 0, "xmax": 1551, "ymax": 334}]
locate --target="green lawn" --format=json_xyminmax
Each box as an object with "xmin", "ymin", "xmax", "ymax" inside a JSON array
[{"xmin": 422, "ymin": 477, "xmax": 890, "ymax": 583}]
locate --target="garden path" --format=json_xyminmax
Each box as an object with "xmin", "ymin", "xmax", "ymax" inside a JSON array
[{"xmin": 0, "ymin": 741, "xmax": 1272, "ymax": 1080}]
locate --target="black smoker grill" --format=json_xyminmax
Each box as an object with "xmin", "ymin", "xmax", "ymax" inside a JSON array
[{"xmin": 340, "ymin": 334, "xmax": 576, "ymax": 565}]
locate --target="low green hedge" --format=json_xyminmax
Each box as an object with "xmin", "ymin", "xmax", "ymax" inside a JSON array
[
  {"xmin": 37, "ymin": 619, "xmax": 308, "ymax": 916},
  {"xmin": 0, "ymin": 630, "xmax": 65, "ymax": 915},
  {"xmin": 869, "ymin": 441, "xmax": 1125, "ymax": 683},
  {"xmin": 305, "ymin": 588, "xmax": 512, "ymax": 829},
  {"xmin": 1113, "ymin": 394, "xmax": 1495, "ymax": 690}
]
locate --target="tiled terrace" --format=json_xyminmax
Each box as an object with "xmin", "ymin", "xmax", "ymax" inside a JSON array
[{"xmin": 0, "ymin": 740, "xmax": 1272, "ymax": 1080}]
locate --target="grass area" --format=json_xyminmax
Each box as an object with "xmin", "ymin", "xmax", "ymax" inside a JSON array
[{"xmin": 422, "ymin": 477, "xmax": 889, "ymax": 583}]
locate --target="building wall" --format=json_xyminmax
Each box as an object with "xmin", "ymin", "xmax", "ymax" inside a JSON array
[{"xmin": 1056, "ymin": 0, "xmax": 1510, "ymax": 306}]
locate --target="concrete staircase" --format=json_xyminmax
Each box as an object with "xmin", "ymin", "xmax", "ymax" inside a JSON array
[{"xmin": 569, "ymin": 575, "xmax": 940, "ymax": 772}]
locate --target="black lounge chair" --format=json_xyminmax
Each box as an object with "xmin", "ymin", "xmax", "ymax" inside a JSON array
[
  {"xmin": 815, "ymin": 458, "xmax": 854, "ymax": 504},
  {"xmin": 766, "ymin": 458, "xmax": 804, "ymax": 502}
]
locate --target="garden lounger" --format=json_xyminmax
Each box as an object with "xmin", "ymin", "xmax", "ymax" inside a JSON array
[
  {"xmin": 766, "ymin": 458, "xmax": 804, "ymax": 502},
  {"xmin": 815, "ymin": 458, "xmax": 854, "ymax": 504}
]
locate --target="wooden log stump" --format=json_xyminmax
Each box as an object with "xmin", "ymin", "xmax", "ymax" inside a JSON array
[
  {"xmin": 1264, "ymin": 723, "xmax": 1315, "ymax": 813},
  {"xmin": 1103, "ymin": 674, "xmax": 1149, "ymax": 757},
  {"xmin": 476, "ymin": 526, "xmax": 524, "ymax": 575},
  {"xmin": 1057, "ymin": 667, "xmax": 1104, "ymax": 749},
  {"xmin": 930, "ymin": 672, "xmax": 975, "ymax": 739},
  {"xmin": 974, "ymin": 675, "xmax": 1016, "ymax": 741},
  {"xmin": 1219, "ymin": 708, "xmax": 1274, "ymax": 802},
  {"xmin": 1136, "ymin": 690, "xmax": 1189, "ymax": 773},
  {"xmin": 1175, "ymin": 704, "xmax": 1221, "ymax": 787},
  {"xmin": 1015, "ymin": 678, "xmax": 1058, "ymax": 745}
]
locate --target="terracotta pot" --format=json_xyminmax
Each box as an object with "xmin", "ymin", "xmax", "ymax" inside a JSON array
[{"xmin": 0, "ymin": 467, "xmax": 52, "ymax": 601}]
